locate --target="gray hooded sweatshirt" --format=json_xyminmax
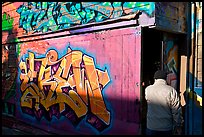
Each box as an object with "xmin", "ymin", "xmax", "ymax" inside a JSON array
[{"xmin": 145, "ymin": 79, "xmax": 183, "ymax": 131}]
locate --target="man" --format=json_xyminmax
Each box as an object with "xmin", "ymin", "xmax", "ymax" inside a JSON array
[{"xmin": 145, "ymin": 70, "xmax": 183, "ymax": 135}]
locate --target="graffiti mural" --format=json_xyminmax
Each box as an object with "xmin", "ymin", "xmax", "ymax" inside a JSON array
[
  {"xmin": 16, "ymin": 2, "xmax": 155, "ymax": 34},
  {"xmin": 2, "ymin": 12, "xmax": 14, "ymax": 31},
  {"xmin": 163, "ymin": 34, "xmax": 178, "ymax": 90},
  {"xmin": 19, "ymin": 47, "xmax": 111, "ymax": 132}
]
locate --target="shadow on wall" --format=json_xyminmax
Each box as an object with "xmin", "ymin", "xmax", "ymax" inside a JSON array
[
  {"xmin": 187, "ymin": 90, "xmax": 202, "ymax": 108},
  {"xmin": 2, "ymin": 21, "xmax": 18, "ymax": 116},
  {"xmin": 13, "ymin": 88, "xmax": 189, "ymax": 135},
  {"xmin": 15, "ymin": 77, "xmax": 141, "ymax": 135}
]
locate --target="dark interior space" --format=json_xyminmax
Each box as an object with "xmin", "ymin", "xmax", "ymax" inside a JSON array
[{"xmin": 141, "ymin": 27, "xmax": 163, "ymax": 135}]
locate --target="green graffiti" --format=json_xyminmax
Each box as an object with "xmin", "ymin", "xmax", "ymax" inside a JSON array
[
  {"xmin": 2, "ymin": 12, "xmax": 14, "ymax": 31},
  {"xmin": 2, "ymin": 12, "xmax": 20, "ymax": 56},
  {"xmin": 16, "ymin": 43, "xmax": 21, "ymax": 57}
]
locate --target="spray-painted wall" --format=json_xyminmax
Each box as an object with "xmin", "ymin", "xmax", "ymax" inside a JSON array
[
  {"xmin": 163, "ymin": 33, "xmax": 179, "ymax": 90},
  {"xmin": 2, "ymin": 2, "xmax": 155, "ymax": 41},
  {"xmin": 15, "ymin": 27, "xmax": 142, "ymax": 135},
  {"xmin": 3, "ymin": 2, "xmax": 201, "ymax": 135},
  {"xmin": 2, "ymin": 2, "xmax": 152, "ymax": 135}
]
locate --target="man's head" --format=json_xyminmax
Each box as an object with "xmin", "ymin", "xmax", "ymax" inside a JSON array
[{"xmin": 154, "ymin": 70, "xmax": 167, "ymax": 80}]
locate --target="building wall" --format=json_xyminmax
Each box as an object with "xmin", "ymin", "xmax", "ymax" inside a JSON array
[
  {"xmin": 2, "ymin": 2, "xmax": 201, "ymax": 135},
  {"xmin": 155, "ymin": 2, "xmax": 187, "ymax": 33},
  {"xmin": 193, "ymin": 2, "xmax": 202, "ymax": 88},
  {"xmin": 186, "ymin": 2, "xmax": 202, "ymax": 135},
  {"xmin": 14, "ymin": 27, "xmax": 142, "ymax": 135},
  {"xmin": 2, "ymin": 2, "xmax": 155, "ymax": 41},
  {"xmin": 154, "ymin": 2, "xmax": 202, "ymax": 135},
  {"xmin": 2, "ymin": 2, "xmax": 154, "ymax": 135}
]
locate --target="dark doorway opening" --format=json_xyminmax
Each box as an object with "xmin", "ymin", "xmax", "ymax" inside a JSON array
[{"xmin": 141, "ymin": 27, "xmax": 163, "ymax": 135}]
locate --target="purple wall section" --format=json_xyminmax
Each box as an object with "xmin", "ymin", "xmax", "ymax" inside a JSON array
[{"xmin": 15, "ymin": 27, "xmax": 142, "ymax": 135}]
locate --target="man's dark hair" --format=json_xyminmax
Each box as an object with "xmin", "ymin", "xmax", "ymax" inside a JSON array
[{"xmin": 154, "ymin": 70, "xmax": 167, "ymax": 80}]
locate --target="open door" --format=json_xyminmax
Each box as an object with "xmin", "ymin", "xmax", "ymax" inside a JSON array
[
  {"xmin": 141, "ymin": 27, "xmax": 163, "ymax": 135},
  {"xmin": 141, "ymin": 27, "xmax": 184, "ymax": 135}
]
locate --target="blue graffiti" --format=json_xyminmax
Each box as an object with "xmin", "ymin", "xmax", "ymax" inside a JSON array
[{"xmin": 16, "ymin": 2, "xmax": 155, "ymax": 33}]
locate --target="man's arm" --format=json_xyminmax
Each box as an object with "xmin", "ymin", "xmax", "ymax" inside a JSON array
[{"xmin": 169, "ymin": 89, "xmax": 184, "ymax": 128}]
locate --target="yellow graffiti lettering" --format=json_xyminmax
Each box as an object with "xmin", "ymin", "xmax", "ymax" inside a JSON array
[
  {"xmin": 21, "ymin": 82, "xmax": 41, "ymax": 111},
  {"xmin": 28, "ymin": 52, "xmax": 37, "ymax": 81},
  {"xmin": 83, "ymin": 55, "xmax": 110, "ymax": 125},
  {"xmin": 19, "ymin": 60, "xmax": 28, "ymax": 91},
  {"xmin": 38, "ymin": 57, "xmax": 48, "ymax": 82},
  {"xmin": 68, "ymin": 90, "xmax": 87, "ymax": 117},
  {"xmin": 38, "ymin": 65, "xmax": 51, "ymax": 91},
  {"xmin": 72, "ymin": 51, "xmax": 88, "ymax": 105},
  {"xmin": 96, "ymin": 69, "xmax": 110, "ymax": 87},
  {"xmin": 61, "ymin": 53, "xmax": 72, "ymax": 79},
  {"xmin": 19, "ymin": 47, "xmax": 110, "ymax": 125},
  {"xmin": 67, "ymin": 74, "xmax": 75, "ymax": 88}
]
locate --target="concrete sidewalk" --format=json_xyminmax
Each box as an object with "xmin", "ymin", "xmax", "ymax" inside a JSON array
[
  {"xmin": 2, "ymin": 126, "xmax": 30, "ymax": 135},
  {"xmin": 2, "ymin": 114, "xmax": 55, "ymax": 135}
]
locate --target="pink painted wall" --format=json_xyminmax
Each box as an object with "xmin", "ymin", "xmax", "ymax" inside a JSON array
[{"xmin": 16, "ymin": 27, "xmax": 142, "ymax": 135}]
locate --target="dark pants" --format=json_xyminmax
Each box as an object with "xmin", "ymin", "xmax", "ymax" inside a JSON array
[{"xmin": 146, "ymin": 128, "xmax": 173, "ymax": 135}]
